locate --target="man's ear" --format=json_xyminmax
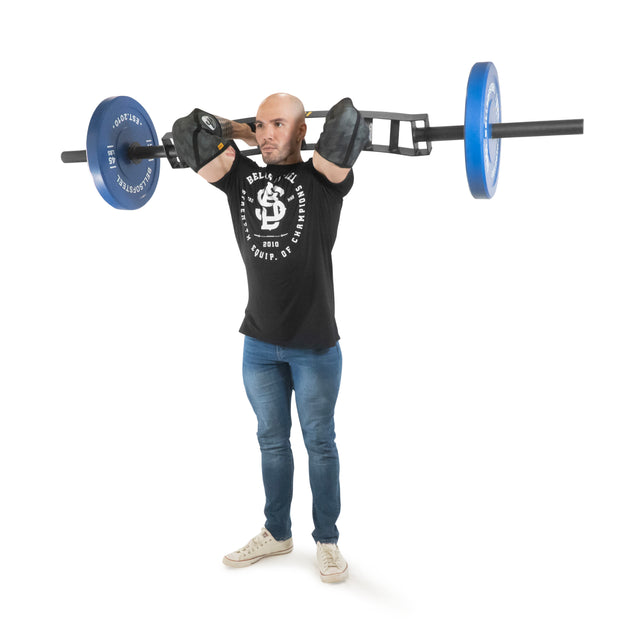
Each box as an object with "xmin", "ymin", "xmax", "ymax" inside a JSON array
[{"xmin": 297, "ymin": 122, "xmax": 308, "ymax": 144}]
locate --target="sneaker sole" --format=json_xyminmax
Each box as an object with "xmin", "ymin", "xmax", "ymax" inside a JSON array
[
  {"xmin": 320, "ymin": 565, "xmax": 349, "ymax": 583},
  {"xmin": 222, "ymin": 544, "xmax": 293, "ymax": 568}
]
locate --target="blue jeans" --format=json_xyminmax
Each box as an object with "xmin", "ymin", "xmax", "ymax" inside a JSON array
[{"xmin": 242, "ymin": 336, "xmax": 342, "ymax": 544}]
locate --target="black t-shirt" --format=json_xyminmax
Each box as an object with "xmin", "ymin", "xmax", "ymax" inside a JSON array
[{"xmin": 212, "ymin": 144, "xmax": 354, "ymax": 349}]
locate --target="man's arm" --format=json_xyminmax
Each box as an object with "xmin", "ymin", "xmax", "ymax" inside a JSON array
[
  {"xmin": 312, "ymin": 152, "xmax": 351, "ymax": 184},
  {"xmin": 198, "ymin": 120, "xmax": 257, "ymax": 183},
  {"xmin": 313, "ymin": 98, "xmax": 369, "ymax": 183},
  {"xmin": 228, "ymin": 120, "xmax": 258, "ymax": 147}
]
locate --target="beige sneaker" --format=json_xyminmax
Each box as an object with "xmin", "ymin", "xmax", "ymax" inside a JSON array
[
  {"xmin": 317, "ymin": 542, "xmax": 349, "ymax": 583},
  {"xmin": 223, "ymin": 528, "xmax": 293, "ymax": 568}
]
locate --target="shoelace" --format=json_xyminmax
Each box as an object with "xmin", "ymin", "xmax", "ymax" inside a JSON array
[
  {"xmin": 237, "ymin": 534, "xmax": 266, "ymax": 558},
  {"xmin": 319, "ymin": 545, "xmax": 341, "ymax": 571}
]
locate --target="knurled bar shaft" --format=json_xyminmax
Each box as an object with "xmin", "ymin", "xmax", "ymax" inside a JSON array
[
  {"xmin": 418, "ymin": 119, "xmax": 584, "ymax": 142},
  {"xmin": 60, "ymin": 146, "xmax": 167, "ymax": 163},
  {"xmin": 60, "ymin": 150, "xmax": 89, "ymax": 163}
]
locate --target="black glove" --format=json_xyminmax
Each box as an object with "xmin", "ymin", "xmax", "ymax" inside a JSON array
[
  {"xmin": 315, "ymin": 98, "xmax": 370, "ymax": 168},
  {"xmin": 172, "ymin": 109, "xmax": 232, "ymax": 172}
]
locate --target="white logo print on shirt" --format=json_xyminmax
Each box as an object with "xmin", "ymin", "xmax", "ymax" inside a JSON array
[
  {"xmin": 255, "ymin": 182, "xmax": 286, "ymax": 230},
  {"xmin": 240, "ymin": 170, "xmax": 307, "ymax": 261}
]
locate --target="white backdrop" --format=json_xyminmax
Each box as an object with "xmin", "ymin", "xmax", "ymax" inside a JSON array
[{"xmin": 1, "ymin": 2, "xmax": 638, "ymax": 638}]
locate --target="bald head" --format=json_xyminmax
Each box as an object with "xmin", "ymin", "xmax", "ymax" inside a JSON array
[
  {"xmin": 255, "ymin": 93, "xmax": 307, "ymax": 165},
  {"xmin": 257, "ymin": 93, "xmax": 306, "ymax": 125}
]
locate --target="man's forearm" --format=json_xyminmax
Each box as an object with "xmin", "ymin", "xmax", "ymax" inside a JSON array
[{"xmin": 218, "ymin": 117, "xmax": 257, "ymax": 146}]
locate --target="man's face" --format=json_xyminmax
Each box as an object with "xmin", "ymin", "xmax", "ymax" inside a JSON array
[{"xmin": 255, "ymin": 96, "xmax": 306, "ymax": 165}]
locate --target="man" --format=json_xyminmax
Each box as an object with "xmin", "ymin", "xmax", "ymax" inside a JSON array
[{"xmin": 172, "ymin": 93, "xmax": 369, "ymax": 583}]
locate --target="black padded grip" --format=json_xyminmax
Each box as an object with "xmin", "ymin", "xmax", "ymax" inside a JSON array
[
  {"xmin": 315, "ymin": 98, "xmax": 370, "ymax": 168},
  {"xmin": 172, "ymin": 109, "xmax": 231, "ymax": 172}
]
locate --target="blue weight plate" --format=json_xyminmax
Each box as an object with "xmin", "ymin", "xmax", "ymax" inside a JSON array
[
  {"xmin": 86, "ymin": 96, "xmax": 160, "ymax": 209},
  {"xmin": 464, "ymin": 62, "xmax": 501, "ymax": 199}
]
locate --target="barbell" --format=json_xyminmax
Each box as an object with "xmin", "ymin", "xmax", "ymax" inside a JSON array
[{"xmin": 60, "ymin": 61, "xmax": 584, "ymax": 208}]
